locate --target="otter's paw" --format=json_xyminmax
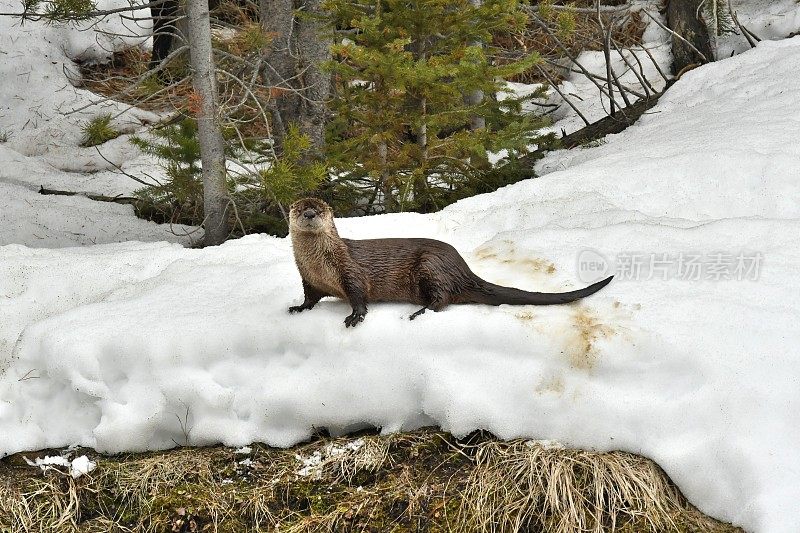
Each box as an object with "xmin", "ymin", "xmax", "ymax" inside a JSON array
[
  {"xmin": 409, "ymin": 306, "xmax": 428, "ymax": 320},
  {"xmin": 344, "ymin": 310, "xmax": 366, "ymax": 327},
  {"xmin": 288, "ymin": 305, "xmax": 306, "ymax": 314}
]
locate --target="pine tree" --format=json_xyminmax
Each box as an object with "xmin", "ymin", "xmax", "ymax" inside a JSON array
[
  {"xmin": 324, "ymin": 0, "xmax": 545, "ymax": 213},
  {"xmin": 131, "ymin": 119, "xmax": 207, "ymax": 225},
  {"xmin": 131, "ymin": 118, "xmax": 326, "ymax": 235}
]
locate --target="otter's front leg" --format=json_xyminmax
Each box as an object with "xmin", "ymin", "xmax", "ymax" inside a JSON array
[
  {"xmin": 289, "ymin": 280, "xmax": 326, "ymax": 314},
  {"xmin": 341, "ymin": 272, "xmax": 369, "ymax": 327}
]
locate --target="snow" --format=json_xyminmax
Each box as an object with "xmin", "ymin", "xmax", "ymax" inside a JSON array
[
  {"xmin": 1, "ymin": 5, "xmax": 800, "ymax": 533},
  {"xmin": 0, "ymin": 0, "xmax": 195, "ymax": 247},
  {"xmin": 2, "ymin": 36, "xmax": 799, "ymax": 532},
  {"xmin": 69, "ymin": 455, "xmax": 97, "ymax": 478},
  {"xmin": 295, "ymin": 438, "xmax": 366, "ymax": 479},
  {"xmin": 717, "ymin": 0, "xmax": 800, "ymax": 58},
  {"xmin": 24, "ymin": 454, "xmax": 97, "ymax": 479}
]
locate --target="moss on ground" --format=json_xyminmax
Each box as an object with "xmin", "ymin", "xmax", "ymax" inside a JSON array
[{"xmin": 0, "ymin": 429, "xmax": 743, "ymax": 532}]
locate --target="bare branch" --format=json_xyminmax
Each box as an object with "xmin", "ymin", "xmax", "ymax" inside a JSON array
[
  {"xmin": 536, "ymin": 65, "xmax": 591, "ymax": 127},
  {"xmin": 641, "ymin": 8, "xmax": 709, "ymax": 64}
]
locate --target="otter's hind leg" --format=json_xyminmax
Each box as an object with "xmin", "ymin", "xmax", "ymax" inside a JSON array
[
  {"xmin": 409, "ymin": 256, "xmax": 451, "ymax": 320},
  {"xmin": 409, "ymin": 306, "xmax": 428, "ymax": 320},
  {"xmin": 408, "ymin": 297, "xmax": 449, "ymax": 320}
]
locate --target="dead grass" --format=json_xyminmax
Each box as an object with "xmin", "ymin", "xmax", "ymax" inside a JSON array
[
  {"xmin": 0, "ymin": 429, "xmax": 743, "ymax": 533},
  {"xmin": 458, "ymin": 439, "xmax": 738, "ymax": 532},
  {"xmin": 77, "ymin": 47, "xmax": 194, "ymax": 113}
]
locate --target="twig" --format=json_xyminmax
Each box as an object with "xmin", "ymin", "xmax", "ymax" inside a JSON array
[
  {"xmin": 637, "ymin": 40, "xmax": 671, "ymax": 82},
  {"xmin": 727, "ymin": 0, "xmax": 759, "ymax": 49},
  {"xmin": 641, "ymin": 8, "xmax": 709, "ymax": 63},
  {"xmin": 536, "ymin": 65, "xmax": 590, "ymax": 127},
  {"xmin": 530, "ymin": 13, "xmax": 624, "ymax": 113},
  {"xmin": 94, "ymin": 146, "xmax": 163, "ymax": 188},
  {"xmin": 614, "ymin": 40, "xmax": 656, "ymax": 96},
  {"xmin": 523, "ymin": 3, "xmax": 631, "ymax": 15},
  {"xmin": 18, "ymin": 369, "xmax": 40, "ymax": 381},
  {"xmin": 605, "ymin": 16, "xmax": 633, "ymax": 113}
]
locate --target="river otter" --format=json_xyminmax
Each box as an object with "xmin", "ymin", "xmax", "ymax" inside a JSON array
[{"xmin": 288, "ymin": 198, "xmax": 613, "ymax": 327}]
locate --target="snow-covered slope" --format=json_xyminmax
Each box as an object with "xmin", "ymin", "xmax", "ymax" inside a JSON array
[
  {"xmin": 0, "ymin": 0, "xmax": 153, "ymax": 161},
  {"xmin": 0, "ymin": 0, "xmax": 196, "ymax": 247},
  {"xmin": 718, "ymin": 0, "xmax": 800, "ymax": 57}
]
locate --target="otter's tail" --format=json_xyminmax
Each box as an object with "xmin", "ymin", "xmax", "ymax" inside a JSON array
[{"xmin": 467, "ymin": 276, "xmax": 613, "ymax": 306}]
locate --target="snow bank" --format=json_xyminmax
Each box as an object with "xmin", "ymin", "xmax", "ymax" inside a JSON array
[
  {"xmin": 2, "ymin": 36, "xmax": 800, "ymax": 533},
  {"xmin": 0, "ymin": 0, "xmax": 154, "ymax": 162}
]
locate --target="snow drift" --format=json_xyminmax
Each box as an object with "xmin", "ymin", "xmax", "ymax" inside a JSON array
[{"xmin": 1, "ymin": 6, "xmax": 799, "ymax": 533}]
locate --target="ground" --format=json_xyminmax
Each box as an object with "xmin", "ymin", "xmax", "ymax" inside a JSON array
[{"xmin": 0, "ymin": 429, "xmax": 742, "ymax": 532}]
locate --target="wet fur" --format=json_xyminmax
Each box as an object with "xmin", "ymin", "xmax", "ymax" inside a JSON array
[{"xmin": 288, "ymin": 198, "xmax": 613, "ymax": 327}]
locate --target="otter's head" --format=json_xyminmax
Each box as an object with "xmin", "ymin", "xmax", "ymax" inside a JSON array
[{"xmin": 289, "ymin": 198, "xmax": 335, "ymax": 235}]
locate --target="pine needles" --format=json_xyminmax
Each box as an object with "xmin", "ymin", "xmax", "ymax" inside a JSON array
[{"xmin": 79, "ymin": 113, "xmax": 120, "ymax": 147}]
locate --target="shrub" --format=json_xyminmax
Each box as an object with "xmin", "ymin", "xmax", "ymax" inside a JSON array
[{"xmin": 80, "ymin": 114, "xmax": 120, "ymax": 147}]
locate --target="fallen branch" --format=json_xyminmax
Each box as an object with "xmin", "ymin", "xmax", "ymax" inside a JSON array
[
  {"xmin": 38, "ymin": 186, "xmax": 138, "ymax": 205},
  {"xmin": 517, "ymin": 80, "xmax": 675, "ymax": 168}
]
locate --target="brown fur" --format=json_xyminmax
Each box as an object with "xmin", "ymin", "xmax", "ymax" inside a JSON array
[{"xmin": 288, "ymin": 198, "xmax": 613, "ymax": 327}]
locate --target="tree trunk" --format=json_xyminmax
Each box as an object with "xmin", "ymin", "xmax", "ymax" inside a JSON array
[
  {"xmin": 377, "ymin": 141, "xmax": 395, "ymax": 212},
  {"xmin": 666, "ymin": 0, "xmax": 714, "ymax": 74},
  {"xmin": 260, "ymin": 0, "xmax": 332, "ymax": 157},
  {"xmin": 260, "ymin": 0, "xmax": 299, "ymax": 150},
  {"xmin": 187, "ymin": 0, "xmax": 231, "ymax": 246},
  {"xmin": 465, "ymin": 0, "xmax": 485, "ymax": 131},
  {"xmin": 296, "ymin": 0, "xmax": 332, "ymax": 156},
  {"xmin": 150, "ymin": 0, "xmax": 191, "ymax": 71},
  {"xmin": 414, "ymin": 97, "xmax": 431, "ymax": 212}
]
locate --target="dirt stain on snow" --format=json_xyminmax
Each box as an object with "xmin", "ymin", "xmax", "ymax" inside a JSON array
[
  {"xmin": 535, "ymin": 374, "xmax": 565, "ymax": 395},
  {"xmin": 515, "ymin": 310, "xmax": 537, "ymax": 322},
  {"xmin": 564, "ymin": 305, "xmax": 617, "ymax": 371},
  {"xmin": 474, "ymin": 244, "xmax": 556, "ymax": 275},
  {"xmin": 475, "ymin": 248, "xmax": 498, "ymax": 260}
]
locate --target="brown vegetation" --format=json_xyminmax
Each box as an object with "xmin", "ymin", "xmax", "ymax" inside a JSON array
[{"xmin": 0, "ymin": 429, "xmax": 743, "ymax": 532}]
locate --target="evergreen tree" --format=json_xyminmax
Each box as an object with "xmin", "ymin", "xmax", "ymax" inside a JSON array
[
  {"xmin": 131, "ymin": 118, "xmax": 326, "ymax": 235},
  {"xmin": 131, "ymin": 119, "xmax": 205, "ymax": 224},
  {"xmin": 324, "ymin": 0, "xmax": 545, "ymax": 213}
]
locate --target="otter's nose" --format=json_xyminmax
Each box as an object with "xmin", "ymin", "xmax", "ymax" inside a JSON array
[{"xmin": 303, "ymin": 209, "xmax": 316, "ymax": 220}]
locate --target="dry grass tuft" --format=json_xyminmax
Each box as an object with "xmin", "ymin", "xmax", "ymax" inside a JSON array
[{"xmin": 458, "ymin": 439, "xmax": 738, "ymax": 533}]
